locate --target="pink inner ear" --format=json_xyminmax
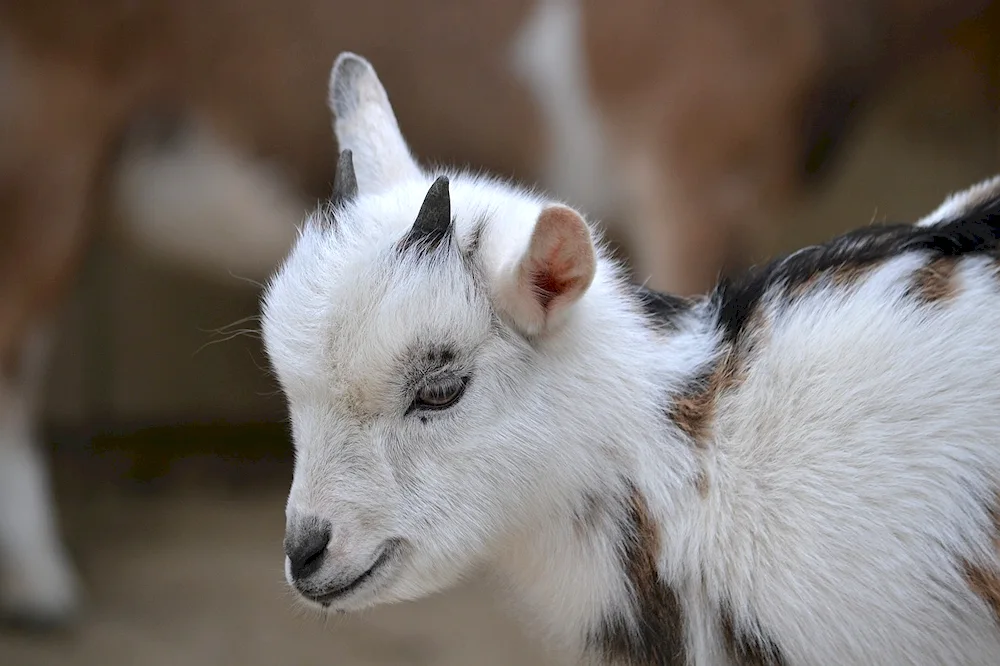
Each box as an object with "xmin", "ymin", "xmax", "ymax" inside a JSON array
[
  {"xmin": 523, "ymin": 206, "xmax": 595, "ymax": 313},
  {"xmin": 530, "ymin": 246, "xmax": 585, "ymax": 311}
]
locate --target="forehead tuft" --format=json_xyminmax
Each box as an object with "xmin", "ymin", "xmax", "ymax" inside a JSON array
[{"xmin": 262, "ymin": 172, "xmax": 545, "ymax": 392}]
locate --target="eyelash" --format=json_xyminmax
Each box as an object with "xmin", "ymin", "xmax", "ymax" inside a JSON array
[{"xmin": 408, "ymin": 375, "xmax": 470, "ymax": 414}]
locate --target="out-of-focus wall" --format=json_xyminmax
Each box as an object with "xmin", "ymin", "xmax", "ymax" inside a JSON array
[
  {"xmin": 777, "ymin": 23, "xmax": 1000, "ymax": 254},
  {"xmin": 43, "ymin": 240, "xmax": 285, "ymax": 428}
]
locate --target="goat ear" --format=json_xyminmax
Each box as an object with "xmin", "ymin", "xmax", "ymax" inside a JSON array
[
  {"xmin": 328, "ymin": 52, "xmax": 422, "ymax": 194},
  {"xmin": 496, "ymin": 205, "xmax": 597, "ymax": 337}
]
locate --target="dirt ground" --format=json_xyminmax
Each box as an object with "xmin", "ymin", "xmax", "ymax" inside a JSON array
[{"xmin": 0, "ymin": 433, "xmax": 562, "ymax": 666}]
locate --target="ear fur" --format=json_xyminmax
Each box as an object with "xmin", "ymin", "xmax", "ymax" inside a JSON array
[
  {"xmin": 496, "ymin": 205, "xmax": 597, "ymax": 336},
  {"xmin": 328, "ymin": 52, "xmax": 422, "ymax": 194}
]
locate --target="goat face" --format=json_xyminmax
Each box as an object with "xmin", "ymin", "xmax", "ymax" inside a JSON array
[{"xmin": 262, "ymin": 53, "xmax": 601, "ymax": 611}]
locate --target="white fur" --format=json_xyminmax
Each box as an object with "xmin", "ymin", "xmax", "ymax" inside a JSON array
[
  {"xmin": 916, "ymin": 174, "xmax": 1000, "ymax": 227},
  {"xmin": 680, "ymin": 252, "xmax": 1000, "ymax": 664},
  {"xmin": 112, "ymin": 119, "xmax": 305, "ymax": 283},
  {"xmin": 0, "ymin": 327, "xmax": 78, "ymax": 623},
  {"xmin": 262, "ymin": 53, "xmax": 1000, "ymax": 664}
]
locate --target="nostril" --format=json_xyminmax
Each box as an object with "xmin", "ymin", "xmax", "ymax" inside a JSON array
[{"xmin": 285, "ymin": 519, "xmax": 332, "ymax": 581}]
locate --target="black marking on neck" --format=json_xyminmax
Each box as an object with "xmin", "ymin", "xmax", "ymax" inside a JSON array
[
  {"xmin": 587, "ymin": 484, "xmax": 687, "ymax": 665},
  {"xmin": 711, "ymin": 194, "xmax": 1000, "ymax": 345},
  {"xmin": 632, "ymin": 284, "xmax": 695, "ymax": 332}
]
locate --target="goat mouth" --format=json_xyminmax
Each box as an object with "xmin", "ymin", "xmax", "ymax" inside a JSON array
[{"xmin": 301, "ymin": 541, "xmax": 398, "ymax": 606}]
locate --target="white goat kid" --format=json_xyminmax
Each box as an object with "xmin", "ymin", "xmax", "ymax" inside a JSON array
[{"xmin": 262, "ymin": 52, "xmax": 1000, "ymax": 665}]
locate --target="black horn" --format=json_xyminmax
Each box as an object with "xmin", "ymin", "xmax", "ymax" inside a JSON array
[
  {"xmin": 404, "ymin": 175, "xmax": 452, "ymax": 251},
  {"xmin": 331, "ymin": 149, "xmax": 359, "ymax": 207}
]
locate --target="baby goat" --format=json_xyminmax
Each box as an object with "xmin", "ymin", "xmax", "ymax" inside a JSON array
[{"xmin": 262, "ymin": 52, "xmax": 1000, "ymax": 665}]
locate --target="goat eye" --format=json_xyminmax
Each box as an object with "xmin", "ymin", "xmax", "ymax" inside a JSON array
[{"xmin": 412, "ymin": 376, "xmax": 468, "ymax": 412}]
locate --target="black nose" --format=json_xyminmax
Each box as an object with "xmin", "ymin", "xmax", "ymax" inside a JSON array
[{"xmin": 284, "ymin": 517, "xmax": 331, "ymax": 581}]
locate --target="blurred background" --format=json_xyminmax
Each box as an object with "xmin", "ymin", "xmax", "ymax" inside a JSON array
[{"xmin": 1, "ymin": 0, "xmax": 999, "ymax": 664}]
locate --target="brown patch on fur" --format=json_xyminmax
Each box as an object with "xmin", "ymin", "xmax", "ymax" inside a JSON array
[
  {"xmin": 786, "ymin": 270, "xmax": 822, "ymax": 300},
  {"xmin": 964, "ymin": 501, "xmax": 1000, "ymax": 623},
  {"xmin": 670, "ymin": 349, "xmax": 745, "ymax": 448},
  {"xmin": 671, "ymin": 302, "xmax": 771, "ymax": 450},
  {"xmin": 670, "ymin": 307, "xmax": 770, "ymax": 498},
  {"xmin": 573, "ymin": 491, "xmax": 605, "ymax": 540},
  {"xmin": 694, "ymin": 467, "xmax": 710, "ymax": 498},
  {"xmin": 786, "ymin": 260, "xmax": 876, "ymax": 301},
  {"xmin": 720, "ymin": 606, "xmax": 787, "ymax": 665},
  {"xmin": 588, "ymin": 484, "xmax": 686, "ymax": 665},
  {"xmin": 622, "ymin": 487, "xmax": 664, "ymax": 606},
  {"xmin": 966, "ymin": 564, "xmax": 1000, "ymax": 620},
  {"xmin": 910, "ymin": 255, "xmax": 960, "ymax": 303},
  {"xmin": 829, "ymin": 261, "xmax": 875, "ymax": 289}
]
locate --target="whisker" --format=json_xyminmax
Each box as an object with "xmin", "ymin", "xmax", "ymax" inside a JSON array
[
  {"xmin": 247, "ymin": 349, "xmax": 279, "ymax": 381},
  {"xmin": 228, "ymin": 270, "xmax": 268, "ymax": 289},
  {"xmin": 199, "ymin": 315, "xmax": 262, "ymax": 336},
  {"xmin": 193, "ymin": 330, "xmax": 261, "ymax": 356}
]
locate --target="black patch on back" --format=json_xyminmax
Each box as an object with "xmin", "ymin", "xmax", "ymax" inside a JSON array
[
  {"xmin": 633, "ymin": 285, "xmax": 694, "ymax": 331},
  {"xmin": 711, "ymin": 194, "xmax": 1000, "ymax": 345}
]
